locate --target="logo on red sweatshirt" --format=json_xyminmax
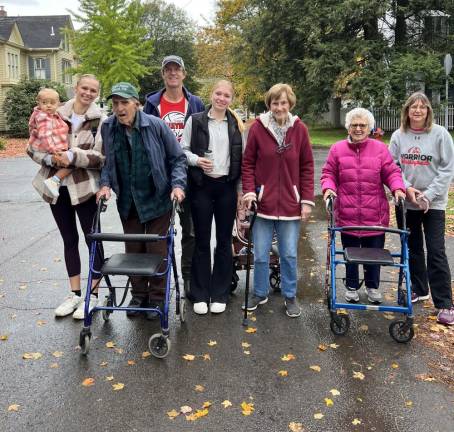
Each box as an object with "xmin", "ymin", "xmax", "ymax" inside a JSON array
[{"xmin": 400, "ymin": 146, "xmax": 432, "ymax": 165}]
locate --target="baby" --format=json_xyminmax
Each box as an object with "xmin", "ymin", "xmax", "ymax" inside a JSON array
[{"xmin": 28, "ymin": 88, "xmax": 70, "ymax": 200}]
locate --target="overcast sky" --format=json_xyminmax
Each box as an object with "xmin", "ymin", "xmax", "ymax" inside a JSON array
[{"xmin": 1, "ymin": 0, "xmax": 216, "ymax": 26}]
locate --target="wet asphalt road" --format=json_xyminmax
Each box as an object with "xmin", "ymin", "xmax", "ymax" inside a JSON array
[{"xmin": 1, "ymin": 155, "xmax": 453, "ymax": 432}]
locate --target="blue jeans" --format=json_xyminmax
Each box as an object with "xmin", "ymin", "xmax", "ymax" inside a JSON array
[{"xmin": 252, "ymin": 217, "xmax": 301, "ymax": 298}]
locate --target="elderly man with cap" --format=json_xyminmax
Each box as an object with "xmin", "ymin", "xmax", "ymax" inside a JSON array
[
  {"xmin": 144, "ymin": 55, "xmax": 204, "ymax": 300},
  {"xmin": 97, "ymin": 82, "xmax": 186, "ymax": 318}
]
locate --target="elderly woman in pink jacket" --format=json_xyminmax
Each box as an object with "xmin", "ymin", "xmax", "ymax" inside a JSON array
[{"xmin": 321, "ymin": 108, "xmax": 406, "ymax": 304}]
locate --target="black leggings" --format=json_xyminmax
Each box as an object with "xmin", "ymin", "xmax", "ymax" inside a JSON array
[{"xmin": 50, "ymin": 186, "xmax": 103, "ymax": 279}]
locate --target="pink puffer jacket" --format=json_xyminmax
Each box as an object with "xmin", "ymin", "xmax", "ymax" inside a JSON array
[{"xmin": 320, "ymin": 138, "xmax": 405, "ymax": 236}]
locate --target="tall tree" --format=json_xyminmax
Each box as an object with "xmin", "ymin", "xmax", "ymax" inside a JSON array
[{"xmin": 68, "ymin": 0, "xmax": 152, "ymax": 98}]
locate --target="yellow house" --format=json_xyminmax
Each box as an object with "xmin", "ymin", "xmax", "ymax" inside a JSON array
[{"xmin": 0, "ymin": 9, "xmax": 76, "ymax": 131}]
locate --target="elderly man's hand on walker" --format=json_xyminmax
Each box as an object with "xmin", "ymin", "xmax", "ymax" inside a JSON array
[{"xmin": 171, "ymin": 187, "xmax": 185, "ymax": 203}]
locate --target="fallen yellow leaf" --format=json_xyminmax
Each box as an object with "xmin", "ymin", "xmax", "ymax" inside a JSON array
[
  {"xmin": 127, "ymin": 360, "xmax": 136, "ymax": 366},
  {"xmin": 241, "ymin": 342, "xmax": 251, "ymax": 348},
  {"xmin": 391, "ymin": 363, "xmax": 399, "ymax": 369},
  {"xmin": 207, "ymin": 340, "xmax": 217, "ymax": 346},
  {"xmin": 49, "ymin": 362, "xmax": 59, "ymax": 369},
  {"xmin": 359, "ymin": 324, "xmax": 369, "ymax": 331},
  {"xmin": 202, "ymin": 353, "xmax": 211, "ymax": 361},
  {"xmin": 183, "ymin": 354, "xmax": 196, "ymax": 361},
  {"xmin": 180, "ymin": 405, "xmax": 192, "ymax": 414},
  {"xmin": 0, "ymin": 335, "xmax": 8, "ymax": 341},
  {"xmin": 105, "ymin": 376, "xmax": 114, "ymax": 381},
  {"xmin": 194, "ymin": 384, "xmax": 205, "ymax": 392},
  {"xmin": 19, "ymin": 284, "xmax": 27, "ymax": 290},
  {"xmin": 7, "ymin": 404, "xmax": 20, "ymax": 412},
  {"xmin": 278, "ymin": 370, "xmax": 288, "ymax": 377},
  {"xmin": 353, "ymin": 371, "xmax": 365, "ymax": 380},
  {"xmin": 142, "ymin": 351, "xmax": 151, "ymax": 359},
  {"xmin": 250, "ymin": 316, "xmax": 257, "ymax": 322},
  {"xmin": 167, "ymin": 409, "xmax": 179, "ymax": 419},
  {"xmin": 36, "ymin": 320, "xmax": 47, "ymax": 326},
  {"xmin": 52, "ymin": 351, "xmax": 63, "ymax": 358},
  {"xmin": 427, "ymin": 315, "xmax": 437, "ymax": 321},
  {"xmin": 324, "ymin": 398, "xmax": 334, "ymax": 407},
  {"xmin": 105, "ymin": 341, "xmax": 116, "ymax": 348},
  {"xmin": 112, "ymin": 383, "xmax": 125, "ymax": 391},
  {"xmin": 383, "ymin": 312, "xmax": 395, "ymax": 320},
  {"xmin": 221, "ymin": 400, "xmax": 232, "ymax": 408},
  {"xmin": 329, "ymin": 389, "xmax": 340, "ymax": 396},
  {"xmin": 81, "ymin": 378, "xmax": 95, "ymax": 387},
  {"xmin": 23, "ymin": 352, "xmax": 42, "ymax": 360},
  {"xmin": 195, "ymin": 408, "xmax": 209, "ymax": 418},
  {"xmin": 288, "ymin": 422, "xmax": 304, "ymax": 431},
  {"xmin": 329, "ymin": 343, "xmax": 339, "ymax": 349},
  {"xmin": 314, "ymin": 413, "xmax": 324, "ymax": 420},
  {"xmin": 243, "ymin": 350, "xmax": 251, "ymax": 355},
  {"xmin": 415, "ymin": 373, "xmax": 436, "ymax": 382},
  {"xmin": 318, "ymin": 344, "xmax": 328, "ymax": 351},
  {"xmin": 245, "ymin": 327, "xmax": 257, "ymax": 334},
  {"xmin": 352, "ymin": 418, "xmax": 362, "ymax": 425},
  {"xmin": 281, "ymin": 353, "xmax": 296, "ymax": 361},
  {"xmin": 202, "ymin": 401, "xmax": 212, "ymax": 409},
  {"xmin": 99, "ymin": 361, "xmax": 108, "ymax": 367},
  {"xmin": 241, "ymin": 401, "xmax": 255, "ymax": 416},
  {"xmin": 114, "ymin": 348, "xmax": 124, "ymax": 354},
  {"xmin": 405, "ymin": 400, "xmax": 413, "ymax": 408},
  {"xmin": 309, "ymin": 365, "xmax": 321, "ymax": 372}
]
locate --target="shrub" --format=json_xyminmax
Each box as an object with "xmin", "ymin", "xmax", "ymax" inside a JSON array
[
  {"xmin": 0, "ymin": 136, "xmax": 5, "ymax": 150},
  {"xmin": 4, "ymin": 78, "xmax": 68, "ymax": 137}
]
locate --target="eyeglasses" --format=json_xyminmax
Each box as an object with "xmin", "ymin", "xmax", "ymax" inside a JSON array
[
  {"xmin": 276, "ymin": 142, "xmax": 293, "ymax": 154},
  {"xmin": 349, "ymin": 123, "xmax": 368, "ymax": 129},
  {"xmin": 409, "ymin": 105, "xmax": 428, "ymax": 111}
]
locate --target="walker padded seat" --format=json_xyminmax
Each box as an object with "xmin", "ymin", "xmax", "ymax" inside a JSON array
[
  {"xmin": 344, "ymin": 247, "xmax": 394, "ymax": 266},
  {"xmin": 101, "ymin": 253, "xmax": 163, "ymax": 276}
]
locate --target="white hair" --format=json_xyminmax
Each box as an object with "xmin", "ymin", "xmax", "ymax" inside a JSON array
[{"xmin": 345, "ymin": 108, "xmax": 375, "ymax": 130}]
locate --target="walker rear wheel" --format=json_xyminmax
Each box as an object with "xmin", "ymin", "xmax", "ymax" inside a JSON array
[
  {"xmin": 269, "ymin": 271, "xmax": 281, "ymax": 292},
  {"xmin": 148, "ymin": 334, "xmax": 171, "ymax": 358},
  {"xmin": 179, "ymin": 298, "xmax": 186, "ymax": 323},
  {"xmin": 102, "ymin": 296, "xmax": 112, "ymax": 321},
  {"xmin": 389, "ymin": 320, "xmax": 414, "ymax": 343},
  {"xmin": 80, "ymin": 334, "xmax": 90, "ymax": 355},
  {"xmin": 330, "ymin": 314, "xmax": 350, "ymax": 336}
]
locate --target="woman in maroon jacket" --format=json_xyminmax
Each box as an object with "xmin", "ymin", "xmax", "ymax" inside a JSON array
[{"xmin": 242, "ymin": 83, "xmax": 314, "ymax": 318}]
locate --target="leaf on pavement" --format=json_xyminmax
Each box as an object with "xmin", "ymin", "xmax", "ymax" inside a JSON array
[
  {"xmin": 352, "ymin": 418, "xmax": 362, "ymax": 425},
  {"xmin": 415, "ymin": 373, "xmax": 436, "ymax": 382},
  {"xmin": 383, "ymin": 312, "xmax": 395, "ymax": 320},
  {"xmin": 241, "ymin": 401, "xmax": 254, "ymax": 416},
  {"xmin": 7, "ymin": 404, "xmax": 20, "ymax": 412},
  {"xmin": 245, "ymin": 327, "xmax": 257, "ymax": 334},
  {"xmin": 281, "ymin": 353, "xmax": 296, "ymax": 361},
  {"xmin": 405, "ymin": 400, "xmax": 413, "ymax": 408},
  {"xmin": 391, "ymin": 363, "xmax": 399, "ymax": 369},
  {"xmin": 278, "ymin": 370, "xmax": 288, "ymax": 377},
  {"xmin": 186, "ymin": 408, "xmax": 209, "ymax": 420},
  {"xmin": 288, "ymin": 422, "xmax": 304, "ymax": 432},
  {"xmin": 82, "ymin": 378, "xmax": 95, "ymax": 387},
  {"xmin": 52, "ymin": 351, "xmax": 63, "ymax": 358},
  {"xmin": 243, "ymin": 350, "xmax": 251, "ymax": 355},
  {"xmin": 194, "ymin": 384, "xmax": 205, "ymax": 392},
  {"xmin": 23, "ymin": 352, "xmax": 42, "ymax": 360},
  {"xmin": 329, "ymin": 389, "xmax": 340, "ymax": 396},
  {"xmin": 141, "ymin": 351, "xmax": 151, "ymax": 359},
  {"xmin": 180, "ymin": 405, "xmax": 192, "ymax": 414},
  {"xmin": 127, "ymin": 360, "xmax": 136, "ymax": 366},
  {"xmin": 183, "ymin": 354, "xmax": 195, "ymax": 361},
  {"xmin": 49, "ymin": 362, "xmax": 59, "ymax": 369},
  {"xmin": 105, "ymin": 341, "xmax": 116, "ymax": 348},
  {"xmin": 309, "ymin": 365, "xmax": 321, "ymax": 372},
  {"xmin": 114, "ymin": 348, "xmax": 124, "ymax": 354},
  {"xmin": 112, "ymin": 382, "xmax": 125, "ymax": 391},
  {"xmin": 36, "ymin": 320, "xmax": 47, "ymax": 326},
  {"xmin": 314, "ymin": 413, "xmax": 324, "ymax": 420},
  {"xmin": 353, "ymin": 371, "xmax": 365, "ymax": 380},
  {"xmin": 221, "ymin": 400, "xmax": 232, "ymax": 408},
  {"xmin": 318, "ymin": 344, "xmax": 328, "ymax": 351},
  {"xmin": 99, "ymin": 361, "xmax": 108, "ymax": 367},
  {"xmin": 241, "ymin": 342, "xmax": 251, "ymax": 348},
  {"xmin": 202, "ymin": 353, "xmax": 211, "ymax": 361},
  {"xmin": 359, "ymin": 324, "xmax": 369, "ymax": 331},
  {"xmin": 167, "ymin": 409, "xmax": 179, "ymax": 419},
  {"xmin": 324, "ymin": 398, "xmax": 334, "ymax": 407},
  {"xmin": 207, "ymin": 340, "xmax": 217, "ymax": 346},
  {"xmin": 0, "ymin": 334, "xmax": 8, "ymax": 341},
  {"xmin": 105, "ymin": 376, "xmax": 114, "ymax": 381},
  {"xmin": 202, "ymin": 401, "xmax": 212, "ymax": 409},
  {"xmin": 19, "ymin": 284, "xmax": 27, "ymax": 290},
  {"xmin": 329, "ymin": 343, "xmax": 339, "ymax": 349}
]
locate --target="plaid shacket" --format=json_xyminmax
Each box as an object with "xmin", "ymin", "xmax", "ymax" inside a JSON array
[
  {"xmin": 28, "ymin": 107, "xmax": 69, "ymax": 153},
  {"xmin": 27, "ymin": 100, "xmax": 106, "ymax": 205}
]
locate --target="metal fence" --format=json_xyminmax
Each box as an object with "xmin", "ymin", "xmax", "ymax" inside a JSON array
[{"xmin": 372, "ymin": 105, "xmax": 454, "ymax": 131}]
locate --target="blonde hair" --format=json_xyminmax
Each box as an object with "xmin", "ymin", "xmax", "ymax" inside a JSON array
[
  {"xmin": 76, "ymin": 74, "xmax": 100, "ymax": 88},
  {"xmin": 400, "ymin": 92, "xmax": 433, "ymax": 132},
  {"xmin": 211, "ymin": 80, "xmax": 245, "ymax": 133},
  {"xmin": 264, "ymin": 83, "xmax": 296, "ymax": 110},
  {"xmin": 37, "ymin": 88, "xmax": 59, "ymax": 102}
]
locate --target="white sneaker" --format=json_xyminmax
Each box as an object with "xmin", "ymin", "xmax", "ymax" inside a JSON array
[
  {"xmin": 210, "ymin": 302, "xmax": 226, "ymax": 314},
  {"xmin": 73, "ymin": 295, "xmax": 98, "ymax": 320},
  {"xmin": 193, "ymin": 302, "xmax": 208, "ymax": 315},
  {"xmin": 345, "ymin": 288, "xmax": 359, "ymax": 303},
  {"xmin": 366, "ymin": 288, "xmax": 382, "ymax": 304},
  {"xmin": 55, "ymin": 294, "xmax": 83, "ymax": 317},
  {"xmin": 43, "ymin": 177, "xmax": 60, "ymax": 199}
]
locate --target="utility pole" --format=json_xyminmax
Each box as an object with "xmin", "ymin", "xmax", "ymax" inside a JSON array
[{"xmin": 444, "ymin": 54, "xmax": 452, "ymax": 130}]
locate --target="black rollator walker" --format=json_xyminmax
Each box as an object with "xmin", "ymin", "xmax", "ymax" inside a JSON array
[
  {"xmin": 325, "ymin": 196, "xmax": 415, "ymax": 343},
  {"xmin": 79, "ymin": 198, "xmax": 185, "ymax": 358}
]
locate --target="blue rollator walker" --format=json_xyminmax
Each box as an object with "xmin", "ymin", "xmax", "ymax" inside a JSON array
[
  {"xmin": 79, "ymin": 198, "xmax": 185, "ymax": 358},
  {"xmin": 325, "ymin": 196, "xmax": 415, "ymax": 343}
]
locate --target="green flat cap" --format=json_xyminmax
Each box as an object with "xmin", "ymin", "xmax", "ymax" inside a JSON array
[{"xmin": 106, "ymin": 82, "xmax": 139, "ymax": 100}]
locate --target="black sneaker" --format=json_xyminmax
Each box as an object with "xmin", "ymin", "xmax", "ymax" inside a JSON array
[
  {"xmin": 146, "ymin": 300, "xmax": 164, "ymax": 321},
  {"xmin": 126, "ymin": 295, "xmax": 147, "ymax": 317},
  {"xmin": 285, "ymin": 297, "xmax": 301, "ymax": 318},
  {"xmin": 241, "ymin": 294, "xmax": 268, "ymax": 311}
]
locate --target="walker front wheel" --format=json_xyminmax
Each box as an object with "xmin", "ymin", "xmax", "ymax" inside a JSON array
[
  {"xmin": 102, "ymin": 296, "xmax": 112, "ymax": 321},
  {"xmin": 148, "ymin": 334, "xmax": 171, "ymax": 358},
  {"xmin": 330, "ymin": 314, "xmax": 350, "ymax": 336},
  {"xmin": 269, "ymin": 271, "xmax": 281, "ymax": 292},
  {"xmin": 389, "ymin": 320, "xmax": 414, "ymax": 343}
]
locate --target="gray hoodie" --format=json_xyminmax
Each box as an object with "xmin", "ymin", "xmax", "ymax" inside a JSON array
[{"xmin": 389, "ymin": 124, "xmax": 454, "ymax": 210}]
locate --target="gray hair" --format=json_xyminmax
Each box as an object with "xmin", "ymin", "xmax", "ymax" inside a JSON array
[{"xmin": 345, "ymin": 108, "xmax": 375, "ymax": 130}]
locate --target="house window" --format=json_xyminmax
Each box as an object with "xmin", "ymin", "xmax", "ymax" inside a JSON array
[
  {"xmin": 34, "ymin": 58, "xmax": 46, "ymax": 79},
  {"xmin": 62, "ymin": 59, "xmax": 72, "ymax": 85},
  {"xmin": 7, "ymin": 52, "xmax": 19, "ymax": 79},
  {"xmin": 62, "ymin": 33, "xmax": 70, "ymax": 52}
]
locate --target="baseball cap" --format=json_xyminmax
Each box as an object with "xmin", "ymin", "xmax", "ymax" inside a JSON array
[
  {"xmin": 106, "ymin": 82, "xmax": 139, "ymax": 100},
  {"xmin": 161, "ymin": 55, "xmax": 185, "ymax": 70}
]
